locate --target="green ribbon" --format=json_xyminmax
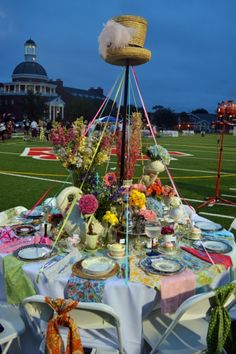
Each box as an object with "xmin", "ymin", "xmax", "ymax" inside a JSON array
[{"xmin": 207, "ymin": 283, "xmax": 236, "ymax": 354}]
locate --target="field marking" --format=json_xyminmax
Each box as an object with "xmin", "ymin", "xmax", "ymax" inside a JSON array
[
  {"xmin": 199, "ymin": 212, "xmax": 235, "ymax": 220},
  {"xmin": 230, "ymin": 188, "xmax": 236, "ymax": 191},
  {"xmin": 184, "ymin": 197, "xmax": 236, "ymax": 208},
  {"xmin": 0, "ymin": 151, "xmax": 19, "ymax": 155},
  {"xmin": 0, "ymin": 171, "xmax": 71, "ymax": 184},
  {"xmin": 221, "ymin": 194, "xmax": 236, "ymax": 198},
  {"xmin": 0, "ymin": 169, "xmax": 67, "ymax": 177},
  {"xmin": 170, "ymin": 167, "xmax": 229, "ymax": 175}
]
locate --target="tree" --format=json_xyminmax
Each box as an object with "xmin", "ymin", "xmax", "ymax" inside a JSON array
[
  {"xmin": 21, "ymin": 90, "xmax": 46, "ymax": 121},
  {"xmin": 192, "ymin": 108, "xmax": 208, "ymax": 114},
  {"xmin": 151, "ymin": 106, "xmax": 178, "ymax": 128}
]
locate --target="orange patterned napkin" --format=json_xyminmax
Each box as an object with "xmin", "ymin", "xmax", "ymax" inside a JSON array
[{"xmin": 45, "ymin": 297, "xmax": 84, "ymax": 354}]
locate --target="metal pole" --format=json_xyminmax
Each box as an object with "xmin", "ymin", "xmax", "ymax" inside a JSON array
[{"xmin": 119, "ymin": 64, "xmax": 129, "ymax": 185}]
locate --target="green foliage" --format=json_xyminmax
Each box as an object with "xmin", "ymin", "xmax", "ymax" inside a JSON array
[{"xmin": 151, "ymin": 106, "xmax": 178, "ymax": 128}]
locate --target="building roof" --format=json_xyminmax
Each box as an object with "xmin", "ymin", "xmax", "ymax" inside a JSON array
[
  {"xmin": 12, "ymin": 61, "xmax": 48, "ymax": 81},
  {"xmin": 24, "ymin": 39, "xmax": 36, "ymax": 46}
]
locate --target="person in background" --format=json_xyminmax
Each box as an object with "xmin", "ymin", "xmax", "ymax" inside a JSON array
[
  {"xmin": 23, "ymin": 118, "xmax": 31, "ymax": 140},
  {"xmin": 30, "ymin": 119, "xmax": 38, "ymax": 140},
  {"xmin": 45, "ymin": 120, "xmax": 52, "ymax": 140},
  {"xmin": 0, "ymin": 118, "xmax": 6, "ymax": 142}
]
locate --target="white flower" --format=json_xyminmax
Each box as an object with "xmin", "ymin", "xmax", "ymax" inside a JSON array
[{"xmin": 169, "ymin": 196, "xmax": 181, "ymax": 208}]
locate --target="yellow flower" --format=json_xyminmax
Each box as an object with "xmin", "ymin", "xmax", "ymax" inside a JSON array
[
  {"xmin": 129, "ymin": 189, "xmax": 146, "ymax": 209},
  {"xmin": 103, "ymin": 211, "xmax": 119, "ymax": 225}
]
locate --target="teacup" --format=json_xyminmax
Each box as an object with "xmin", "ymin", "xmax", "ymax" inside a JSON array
[{"xmin": 108, "ymin": 243, "xmax": 125, "ymax": 257}]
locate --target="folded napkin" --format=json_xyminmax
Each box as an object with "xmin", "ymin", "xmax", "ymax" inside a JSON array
[
  {"xmin": 160, "ymin": 269, "xmax": 196, "ymax": 313},
  {"xmin": 181, "ymin": 246, "xmax": 233, "ymax": 270},
  {"xmin": 0, "ymin": 226, "xmax": 18, "ymax": 241},
  {"xmin": 3, "ymin": 255, "xmax": 36, "ymax": 304}
]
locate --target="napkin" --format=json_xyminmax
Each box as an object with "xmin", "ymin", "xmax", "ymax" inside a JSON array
[
  {"xmin": 3, "ymin": 255, "xmax": 36, "ymax": 304},
  {"xmin": 181, "ymin": 246, "xmax": 233, "ymax": 270},
  {"xmin": 160, "ymin": 269, "xmax": 196, "ymax": 313}
]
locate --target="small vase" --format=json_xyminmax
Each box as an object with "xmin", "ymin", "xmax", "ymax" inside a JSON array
[
  {"xmin": 85, "ymin": 233, "xmax": 99, "ymax": 250},
  {"xmin": 145, "ymin": 160, "xmax": 165, "ymax": 175},
  {"xmin": 123, "ymin": 179, "xmax": 133, "ymax": 188}
]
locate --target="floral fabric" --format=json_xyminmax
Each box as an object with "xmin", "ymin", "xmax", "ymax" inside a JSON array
[
  {"xmin": 65, "ymin": 275, "xmax": 106, "ymax": 303},
  {"xmin": 45, "ymin": 297, "xmax": 84, "ymax": 354}
]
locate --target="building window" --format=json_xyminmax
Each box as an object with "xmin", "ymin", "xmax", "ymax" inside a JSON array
[
  {"xmin": 10, "ymin": 85, "xmax": 14, "ymax": 92},
  {"xmin": 11, "ymin": 99, "xmax": 14, "ymax": 105},
  {"xmin": 35, "ymin": 85, "xmax": 40, "ymax": 93},
  {"xmin": 20, "ymin": 85, "xmax": 25, "ymax": 91}
]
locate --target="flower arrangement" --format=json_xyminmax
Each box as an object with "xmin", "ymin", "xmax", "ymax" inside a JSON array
[
  {"xmin": 78, "ymin": 194, "xmax": 99, "ymax": 215},
  {"xmin": 146, "ymin": 144, "xmax": 171, "ymax": 165},
  {"xmin": 146, "ymin": 179, "xmax": 162, "ymax": 197},
  {"xmin": 161, "ymin": 225, "xmax": 174, "ymax": 235},
  {"xmin": 138, "ymin": 209, "xmax": 157, "ymax": 222},
  {"xmin": 102, "ymin": 211, "xmax": 119, "ymax": 226},
  {"xmin": 77, "ymin": 194, "xmax": 99, "ymax": 235},
  {"xmin": 49, "ymin": 117, "xmax": 112, "ymax": 188},
  {"xmin": 169, "ymin": 196, "xmax": 181, "ymax": 208},
  {"xmin": 129, "ymin": 189, "xmax": 146, "ymax": 209},
  {"xmin": 162, "ymin": 185, "xmax": 176, "ymax": 198},
  {"xmin": 116, "ymin": 112, "xmax": 142, "ymax": 179}
]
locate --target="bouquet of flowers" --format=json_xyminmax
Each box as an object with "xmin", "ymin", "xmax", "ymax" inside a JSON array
[
  {"xmin": 49, "ymin": 117, "xmax": 112, "ymax": 189},
  {"xmin": 146, "ymin": 144, "xmax": 171, "ymax": 165}
]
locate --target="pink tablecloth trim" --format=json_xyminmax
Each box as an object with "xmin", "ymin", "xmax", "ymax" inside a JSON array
[
  {"xmin": 0, "ymin": 235, "xmax": 50, "ymax": 254},
  {"xmin": 160, "ymin": 269, "xmax": 196, "ymax": 314}
]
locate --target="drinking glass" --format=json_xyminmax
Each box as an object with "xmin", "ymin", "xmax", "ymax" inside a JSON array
[{"xmin": 145, "ymin": 221, "xmax": 161, "ymax": 256}]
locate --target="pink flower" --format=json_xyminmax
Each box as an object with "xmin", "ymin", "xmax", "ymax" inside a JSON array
[
  {"xmin": 103, "ymin": 172, "xmax": 117, "ymax": 187},
  {"xmin": 130, "ymin": 183, "xmax": 147, "ymax": 193},
  {"xmin": 138, "ymin": 209, "xmax": 157, "ymax": 221},
  {"xmin": 78, "ymin": 194, "xmax": 99, "ymax": 215},
  {"xmin": 162, "ymin": 185, "xmax": 176, "ymax": 197},
  {"xmin": 161, "ymin": 225, "xmax": 174, "ymax": 235}
]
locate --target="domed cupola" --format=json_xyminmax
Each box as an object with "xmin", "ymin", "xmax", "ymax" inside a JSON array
[{"xmin": 12, "ymin": 39, "xmax": 48, "ymax": 82}]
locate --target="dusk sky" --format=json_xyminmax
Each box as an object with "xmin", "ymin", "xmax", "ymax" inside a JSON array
[{"xmin": 1, "ymin": 0, "xmax": 236, "ymax": 114}]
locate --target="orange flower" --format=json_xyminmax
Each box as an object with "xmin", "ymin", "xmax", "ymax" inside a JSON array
[{"xmin": 146, "ymin": 180, "xmax": 162, "ymax": 197}]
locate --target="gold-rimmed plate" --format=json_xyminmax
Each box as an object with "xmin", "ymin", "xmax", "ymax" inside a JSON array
[{"xmin": 72, "ymin": 259, "xmax": 119, "ymax": 280}]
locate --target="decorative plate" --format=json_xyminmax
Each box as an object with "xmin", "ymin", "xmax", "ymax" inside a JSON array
[
  {"xmin": 194, "ymin": 221, "xmax": 223, "ymax": 232},
  {"xmin": 81, "ymin": 256, "xmax": 115, "ymax": 275},
  {"xmin": 193, "ymin": 240, "xmax": 232, "ymax": 254},
  {"xmin": 12, "ymin": 224, "xmax": 36, "ymax": 237},
  {"xmin": 72, "ymin": 259, "xmax": 119, "ymax": 280},
  {"xmin": 140, "ymin": 256, "xmax": 185, "ymax": 275},
  {"xmin": 14, "ymin": 244, "xmax": 55, "ymax": 260}
]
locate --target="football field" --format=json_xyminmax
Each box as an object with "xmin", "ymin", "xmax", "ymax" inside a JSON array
[{"xmin": 0, "ymin": 133, "xmax": 235, "ymax": 230}]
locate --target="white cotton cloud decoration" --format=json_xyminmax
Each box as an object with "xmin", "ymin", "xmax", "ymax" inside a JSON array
[{"xmin": 98, "ymin": 20, "xmax": 135, "ymax": 59}]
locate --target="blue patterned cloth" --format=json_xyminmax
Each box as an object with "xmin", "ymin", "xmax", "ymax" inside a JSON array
[{"xmin": 64, "ymin": 274, "xmax": 105, "ymax": 302}]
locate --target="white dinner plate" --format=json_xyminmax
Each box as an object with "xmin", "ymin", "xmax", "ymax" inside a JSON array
[
  {"xmin": 194, "ymin": 221, "xmax": 223, "ymax": 232},
  {"xmin": 194, "ymin": 240, "xmax": 232, "ymax": 254},
  {"xmin": 81, "ymin": 257, "xmax": 115, "ymax": 275},
  {"xmin": 18, "ymin": 246, "xmax": 52, "ymax": 260},
  {"xmin": 151, "ymin": 257, "xmax": 183, "ymax": 273}
]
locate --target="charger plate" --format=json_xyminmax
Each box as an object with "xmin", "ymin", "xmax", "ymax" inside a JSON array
[
  {"xmin": 12, "ymin": 224, "xmax": 35, "ymax": 237},
  {"xmin": 14, "ymin": 244, "xmax": 55, "ymax": 261},
  {"xmin": 72, "ymin": 259, "xmax": 119, "ymax": 280},
  {"xmin": 194, "ymin": 221, "xmax": 223, "ymax": 232},
  {"xmin": 140, "ymin": 256, "xmax": 185, "ymax": 275},
  {"xmin": 193, "ymin": 240, "xmax": 232, "ymax": 254}
]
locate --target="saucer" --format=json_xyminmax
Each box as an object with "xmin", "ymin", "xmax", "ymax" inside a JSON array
[{"xmin": 107, "ymin": 252, "xmax": 126, "ymax": 259}]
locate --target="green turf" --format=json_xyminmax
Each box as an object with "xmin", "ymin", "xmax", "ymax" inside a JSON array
[{"xmin": 0, "ymin": 133, "xmax": 235, "ymax": 230}]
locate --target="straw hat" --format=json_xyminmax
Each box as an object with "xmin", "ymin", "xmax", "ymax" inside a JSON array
[{"xmin": 105, "ymin": 15, "xmax": 151, "ymax": 66}]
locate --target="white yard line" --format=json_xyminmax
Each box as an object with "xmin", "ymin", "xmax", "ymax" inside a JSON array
[
  {"xmin": 230, "ymin": 188, "xmax": 236, "ymax": 191},
  {"xmin": 199, "ymin": 212, "xmax": 235, "ymax": 220},
  {"xmin": 221, "ymin": 194, "xmax": 236, "ymax": 198},
  {"xmin": 0, "ymin": 171, "xmax": 71, "ymax": 184},
  {"xmin": 0, "ymin": 151, "xmax": 19, "ymax": 155},
  {"xmin": 183, "ymin": 197, "xmax": 236, "ymax": 208}
]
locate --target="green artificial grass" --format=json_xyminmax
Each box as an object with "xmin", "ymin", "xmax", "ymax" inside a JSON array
[{"xmin": 0, "ymin": 133, "xmax": 235, "ymax": 230}]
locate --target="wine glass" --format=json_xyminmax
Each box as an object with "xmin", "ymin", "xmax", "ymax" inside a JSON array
[{"xmin": 145, "ymin": 221, "xmax": 161, "ymax": 256}]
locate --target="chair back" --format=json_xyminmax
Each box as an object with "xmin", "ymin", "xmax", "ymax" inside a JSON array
[
  {"xmin": 228, "ymin": 217, "xmax": 236, "ymax": 232},
  {"xmin": 22, "ymin": 295, "xmax": 123, "ymax": 353}
]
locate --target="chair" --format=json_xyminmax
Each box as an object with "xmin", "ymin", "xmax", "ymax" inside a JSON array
[
  {"xmin": 0, "ymin": 304, "xmax": 25, "ymax": 354},
  {"xmin": 22, "ymin": 295, "xmax": 124, "ymax": 354},
  {"xmin": 228, "ymin": 217, "xmax": 236, "ymax": 232},
  {"xmin": 143, "ymin": 281, "xmax": 236, "ymax": 354}
]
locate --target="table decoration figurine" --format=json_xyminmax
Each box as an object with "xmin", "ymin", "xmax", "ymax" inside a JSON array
[{"xmin": 160, "ymin": 225, "xmax": 177, "ymax": 253}]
